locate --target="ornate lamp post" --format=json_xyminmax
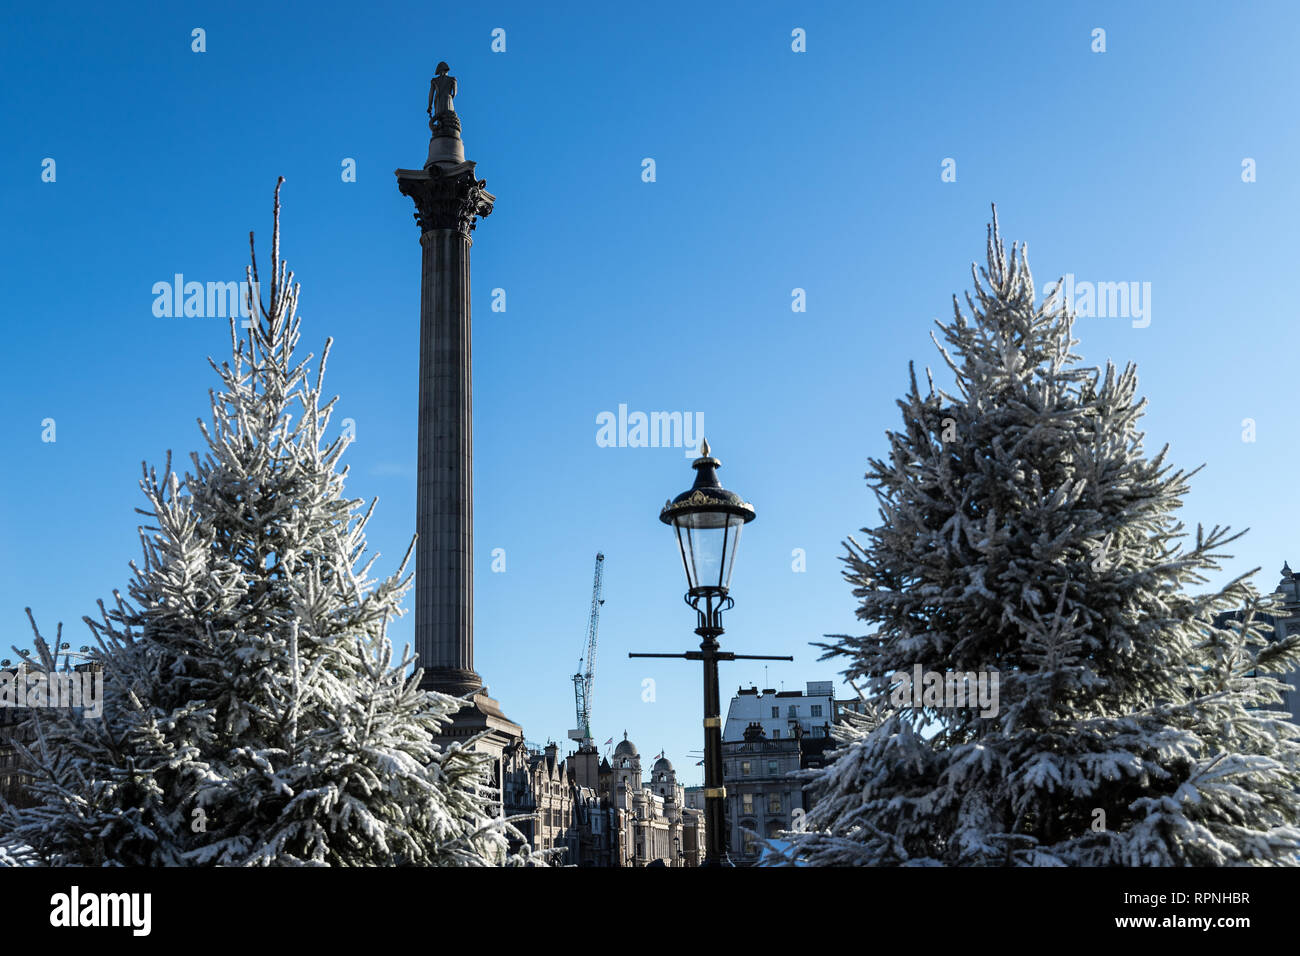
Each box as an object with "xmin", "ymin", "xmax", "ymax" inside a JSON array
[{"xmin": 630, "ymin": 439, "xmax": 791, "ymax": 867}]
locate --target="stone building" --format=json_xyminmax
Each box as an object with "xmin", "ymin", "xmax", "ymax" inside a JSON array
[
  {"xmin": 0, "ymin": 661, "xmax": 104, "ymax": 819},
  {"xmin": 1216, "ymin": 563, "xmax": 1300, "ymax": 722},
  {"xmin": 0, "ymin": 682, "xmax": 36, "ymax": 814},
  {"xmin": 499, "ymin": 733, "xmax": 704, "ymax": 866},
  {"xmin": 501, "ymin": 741, "xmax": 584, "ymax": 861},
  {"xmin": 722, "ymin": 722, "xmax": 804, "ymax": 862},
  {"xmin": 723, "ymin": 681, "xmax": 835, "ymax": 743},
  {"xmin": 719, "ymin": 679, "xmax": 847, "ymax": 865}
]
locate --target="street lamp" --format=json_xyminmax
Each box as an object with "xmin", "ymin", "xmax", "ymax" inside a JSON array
[
  {"xmin": 630, "ymin": 438, "xmax": 791, "ymax": 868},
  {"xmin": 662, "ymin": 438, "xmax": 754, "ymax": 601}
]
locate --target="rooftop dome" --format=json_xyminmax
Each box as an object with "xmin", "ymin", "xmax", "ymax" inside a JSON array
[
  {"xmin": 653, "ymin": 755, "xmax": 673, "ymax": 772},
  {"xmin": 614, "ymin": 733, "xmax": 637, "ymax": 757}
]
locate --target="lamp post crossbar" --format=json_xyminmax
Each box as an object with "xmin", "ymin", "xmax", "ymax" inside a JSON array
[{"xmin": 629, "ymin": 652, "xmax": 794, "ymax": 661}]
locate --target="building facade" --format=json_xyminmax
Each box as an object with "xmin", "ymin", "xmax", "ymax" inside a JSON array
[
  {"xmin": 723, "ymin": 681, "xmax": 836, "ymax": 742},
  {"xmin": 0, "ymin": 661, "xmax": 103, "ymax": 820},
  {"xmin": 0, "ymin": 682, "xmax": 35, "ymax": 815},
  {"xmin": 1216, "ymin": 563, "xmax": 1300, "ymax": 722},
  {"xmin": 718, "ymin": 680, "xmax": 848, "ymax": 864},
  {"xmin": 722, "ymin": 723, "xmax": 803, "ymax": 862},
  {"xmin": 498, "ymin": 734, "xmax": 704, "ymax": 867}
]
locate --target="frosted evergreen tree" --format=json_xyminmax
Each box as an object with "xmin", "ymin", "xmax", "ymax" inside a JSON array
[
  {"xmin": 0, "ymin": 181, "xmax": 529, "ymax": 866},
  {"xmin": 784, "ymin": 210, "xmax": 1300, "ymax": 866}
]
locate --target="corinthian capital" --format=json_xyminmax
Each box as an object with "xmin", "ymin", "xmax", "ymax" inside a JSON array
[{"xmin": 396, "ymin": 164, "xmax": 495, "ymax": 237}]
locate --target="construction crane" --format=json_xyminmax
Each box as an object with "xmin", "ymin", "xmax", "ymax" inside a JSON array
[{"xmin": 568, "ymin": 552, "xmax": 605, "ymax": 751}]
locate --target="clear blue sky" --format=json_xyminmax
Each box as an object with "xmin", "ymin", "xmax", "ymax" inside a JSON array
[{"xmin": 2, "ymin": 1, "xmax": 1296, "ymax": 786}]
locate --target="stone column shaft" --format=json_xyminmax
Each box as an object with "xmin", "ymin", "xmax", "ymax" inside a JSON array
[
  {"xmin": 396, "ymin": 163, "xmax": 495, "ymax": 696},
  {"xmin": 417, "ymin": 226, "xmax": 476, "ymax": 693}
]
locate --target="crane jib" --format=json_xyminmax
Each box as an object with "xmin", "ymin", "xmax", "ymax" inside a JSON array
[{"xmin": 570, "ymin": 553, "xmax": 605, "ymax": 747}]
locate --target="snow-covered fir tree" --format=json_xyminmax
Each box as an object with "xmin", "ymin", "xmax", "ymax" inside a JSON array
[
  {"xmin": 0, "ymin": 181, "xmax": 529, "ymax": 866},
  {"xmin": 0, "ymin": 838, "xmax": 37, "ymax": 867},
  {"xmin": 784, "ymin": 210, "xmax": 1300, "ymax": 866}
]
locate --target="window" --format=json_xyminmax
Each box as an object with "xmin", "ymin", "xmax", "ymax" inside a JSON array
[
  {"xmin": 772, "ymin": 729, "xmax": 780, "ymax": 738},
  {"xmin": 742, "ymin": 830, "xmax": 757, "ymax": 856},
  {"xmin": 811, "ymin": 705, "xmax": 823, "ymax": 717},
  {"xmin": 742, "ymin": 793, "xmax": 754, "ymax": 813},
  {"xmin": 741, "ymin": 760, "xmax": 751, "ymax": 776},
  {"xmin": 813, "ymin": 725, "xmax": 826, "ymax": 738},
  {"xmin": 768, "ymin": 760, "xmax": 778, "ymax": 775},
  {"xmin": 771, "ymin": 706, "xmax": 779, "ymax": 718},
  {"xmin": 768, "ymin": 793, "xmax": 782, "ymax": 814},
  {"xmin": 787, "ymin": 705, "xmax": 798, "ymax": 717}
]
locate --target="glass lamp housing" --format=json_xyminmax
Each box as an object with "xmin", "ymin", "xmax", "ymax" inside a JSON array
[{"xmin": 659, "ymin": 439, "xmax": 755, "ymax": 597}]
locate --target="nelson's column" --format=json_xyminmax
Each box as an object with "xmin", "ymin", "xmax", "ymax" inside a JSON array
[{"xmin": 396, "ymin": 63, "xmax": 522, "ymax": 756}]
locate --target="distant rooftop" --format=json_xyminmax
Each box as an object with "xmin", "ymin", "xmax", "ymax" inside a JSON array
[{"xmin": 732, "ymin": 680, "xmax": 835, "ymax": 698}]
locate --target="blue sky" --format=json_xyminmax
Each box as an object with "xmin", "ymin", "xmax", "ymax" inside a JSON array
[{"xmin": 2, "ymin": 1, "xmax": 1297, "ymax": 785}]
